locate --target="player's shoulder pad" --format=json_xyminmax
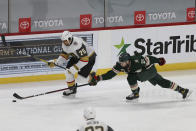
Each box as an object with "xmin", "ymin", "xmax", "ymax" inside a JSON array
[
  {"xmin": 71, "ymin": 37, "xmax": 81, "ymax": 46},
  {"xmin": 131, "ymin": 54, "xmax": 143, "ymax": 61},
  {"xmin": 74, "ymin": 36, "xmax": 83, "ymax": 42}
]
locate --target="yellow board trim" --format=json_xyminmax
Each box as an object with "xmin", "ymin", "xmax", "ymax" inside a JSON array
[
  {"xmin": 155, "ymin": 62, "xmax": 196, "ymax": 72},
  {"xmin": 96, "ymin": 62, "xmax": 196, "ymax": 75},
  {"xmin": 0, "ymin": 74, "xmax": 65, "ymax": 84},
  {"xmin": 0, "ymin": 62, "xmax": 196, "ymax": 84}
]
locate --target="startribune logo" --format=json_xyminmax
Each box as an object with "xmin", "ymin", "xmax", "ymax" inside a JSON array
[
  {"xmin": 114, "ymin": 37, "xmax": 131, "ymax": 55},
  {"xmin": 114, "ymin": 35, "xmax": 196, "ymax": 56}
]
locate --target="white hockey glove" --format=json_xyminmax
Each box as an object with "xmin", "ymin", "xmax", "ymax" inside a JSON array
[
  {"xmin": 47, "ymin": 59, "xmax": 57, "ymax": 68},
  {"xmin": 48, "ymin": 56, "xmax": 69, "ymax": 68}
]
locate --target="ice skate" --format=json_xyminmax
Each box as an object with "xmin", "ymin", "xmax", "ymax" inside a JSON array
[
  {"xmin": 126, "ymin": 87, "xmax": 140, "ymax": 101},
  {"xmin": 63, "ymin": 84, "xmax": 77, "ymax": 98},
  {"xmin": 126, "ymin": 93, "xmax": 139, "ymax": 100},
  {"xmin": 180, "ymin": 89, "xmax": 192, "ymax": 99},
  {"xmin": 126, "ymin": 87, "xmax": 140, "ymax": 100}
]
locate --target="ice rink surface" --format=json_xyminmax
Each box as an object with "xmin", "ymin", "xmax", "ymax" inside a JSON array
[{"xmin": 0, "ymin": 69, "xmax": 196, "ymax": 131}]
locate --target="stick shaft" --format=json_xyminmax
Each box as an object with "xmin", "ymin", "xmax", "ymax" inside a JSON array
[
  {"xmin": 13, "ymin": 83, "xmax": 89, "ymax": 100},
  {"xmin": 32, "ymin": 55, "xmax": 66, "ymax": 70},
  {"xmin": 1, "ymin": 35, "xmax": 66, "ymax": 70}
]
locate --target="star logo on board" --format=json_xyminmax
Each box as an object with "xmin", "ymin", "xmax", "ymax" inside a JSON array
[{"xmin": 114, "ymin": 37, "xmax": 131, "ymax": 56}]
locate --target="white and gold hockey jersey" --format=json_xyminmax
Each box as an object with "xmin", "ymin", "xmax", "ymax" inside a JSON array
[
  {"xmin": 55, "ymin": 36, "xmax": 95, "ymax": 67},
  {"xmin": 77, "ymin": 119, "xmax": 114, "ymax": 131},
  {"xmin": 61, "ymin": 36, "xmax": 95, "ymax": 61}
]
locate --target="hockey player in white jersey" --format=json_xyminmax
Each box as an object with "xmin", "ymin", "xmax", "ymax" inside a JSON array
[
  {"xmin": 48, "ymin": 31, "xmax": 96, "ymax": 96},
  {"xmin": 76, "ymin": 107, "xmax": 114, "ymax": 131}
]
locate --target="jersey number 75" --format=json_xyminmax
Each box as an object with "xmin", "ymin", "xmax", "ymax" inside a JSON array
[{"xmin": 76, "ymin": 44, "xmax": 88, "ymax": 57}]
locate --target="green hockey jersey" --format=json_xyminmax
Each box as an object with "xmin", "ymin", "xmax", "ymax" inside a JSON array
[{"xmin": 100, "ymin": 55, "xmax": 160, "ymax": 82}]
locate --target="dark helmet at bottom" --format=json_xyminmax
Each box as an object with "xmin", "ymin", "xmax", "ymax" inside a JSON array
[{"xmin": 119, "ymin": 52, "xmax": 131, "ymax": 62}]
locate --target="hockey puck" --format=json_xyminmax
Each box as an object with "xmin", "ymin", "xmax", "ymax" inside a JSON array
[{"xmin": 12, "ymin": 100, "xmax": 17, "ymax": 102}]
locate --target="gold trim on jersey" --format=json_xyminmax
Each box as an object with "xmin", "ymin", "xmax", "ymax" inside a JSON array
[
  {"xmin": 67, "ymin": 80, "xmax": 75, "ymax": 87},
  {"xmin": 80, "ymin": 56, "xmax": 89, "ymax": 61},
  {"xmin": 73, "ymin": 64, "xmax": 79, "ymax": 70},
  {"xmin": 60, "ymin": 53, "xmax": 69, "ymax": 60},
  {"xmin": 80, "ymin": 51, "xmax": 95, "ymax": 62}
]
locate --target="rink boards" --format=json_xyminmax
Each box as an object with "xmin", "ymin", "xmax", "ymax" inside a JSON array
[{"xmin": 0, "ymin": 23, "xmax": 196, "ymax": 84}]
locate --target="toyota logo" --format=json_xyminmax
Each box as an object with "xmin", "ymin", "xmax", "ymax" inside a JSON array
[
  {"xmin": 81, "ymin": 18, "xmax": 91, "ymax": 25},
  {"xmin": 136, "ymin": 14, "xmax": 144, "ymax": 22},
  {"xmin": 20, "ymin": 21, "xmax": 30, "ymax": 29},
  {"xmin": 188, "ymin": 11, "xmax": 195, "ymax": 18}
]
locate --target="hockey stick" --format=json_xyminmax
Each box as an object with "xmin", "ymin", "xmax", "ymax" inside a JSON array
[
  {"xmin": 13, "ymin": 83, "xmax": 89, "ymax": 100},
  {"xmin": 30, "ymin": 54, "xmax": 67, "ymax": 70},
  {"xmin": 1, "ymin": 35, "xmax": 66, "ymax": 70}
]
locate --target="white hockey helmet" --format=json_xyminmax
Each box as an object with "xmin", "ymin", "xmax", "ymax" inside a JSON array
[
  {"xmin": 83, "ymin": 107, "xmax": 96, "ymax": 120},
  {"xmin": 61, "ymin": 31, "xmax": 73, "ymax": 41}
]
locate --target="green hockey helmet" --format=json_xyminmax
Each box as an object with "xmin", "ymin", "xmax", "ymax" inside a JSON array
[{"xmin": 119, "ymin": 52, "xmax": 131, "ymax": 62}]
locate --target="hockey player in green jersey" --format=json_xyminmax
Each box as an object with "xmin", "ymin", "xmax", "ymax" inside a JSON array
[{"xmin": 88, "ymin": 52, "xmax": 192, "ymax": 100}]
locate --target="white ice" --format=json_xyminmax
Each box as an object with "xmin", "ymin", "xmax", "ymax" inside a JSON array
[{"xmin": 0, "ymin": 70, "xmax": 196, "ymax": 131}]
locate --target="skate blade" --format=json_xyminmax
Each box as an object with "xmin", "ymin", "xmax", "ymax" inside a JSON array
[
  {"xmin": 62, "ymin": 94, "xmax": 76, "ymax": 99},
  {"xmin": 125, "ymin": 98, "xmax": 139, "ymax": 103}
]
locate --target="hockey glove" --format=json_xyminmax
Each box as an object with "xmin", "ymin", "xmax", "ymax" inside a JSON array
[
  {"xmin": 48, "ymin": 62, "xmax": 55, "ymax": 68},
  {"xmin": 88, "ymin": 72, "xmax": 100, "ymax": 86},
  {"xmin": 158, "ymin": 57, "xmax": 166, "ymax": 66},
  {"xmin": 47, "ymin": 60, "xmax": 56, "ymax": 68}
]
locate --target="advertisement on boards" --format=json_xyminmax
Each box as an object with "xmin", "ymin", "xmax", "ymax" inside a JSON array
[
  {"xmin": 0, "ymin": 32, "xmax": 98, "ymax": 77},
  {"xmin": 33, "ymin": 18, "xmax": 64, "ymax": 29},
  {"xmin": 19, "ymin": 17, "xmax": 65, "ymax": 32},
  {"xmin": 186, "ymin": 7, "xmax": 195, "ymax": 22},
  {"xmin": 148, "ymin": 12, "xmax": 176, "ymax": 21},
  {"xmin": 94, "ymin": 15, "xmax": 124, "ymax": 25},
  {"xmin": 19, "ymin": 18, "xmax": 31, "ymax": 33},
  {"xmin": 80, "ymin": 14, "xmax": 92, "ymax": 29},
  {"xmin": 111, "ymin": 24, "xmax": 196, "ymax": 65},
  {"xmin": 134, "ymin": 10, "xmax": 178, "ymax": 25},
  {"xmin": 134, "ymin": 11, "xmax": 146, "ymax": 25}
]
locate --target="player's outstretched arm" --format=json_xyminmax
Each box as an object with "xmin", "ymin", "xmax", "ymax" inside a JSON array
[
  {"xmin": 101, "ymin": 70, "xmax": 117, "ymax": 80},
  {"xmin": 88, "ymin": 69, "xmax": 117, "ymax": 86}
]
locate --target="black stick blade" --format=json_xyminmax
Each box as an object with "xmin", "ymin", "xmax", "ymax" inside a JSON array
[{"xmin": 13, "ymin": 93, "xmax": 24, "ymax": 100}]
